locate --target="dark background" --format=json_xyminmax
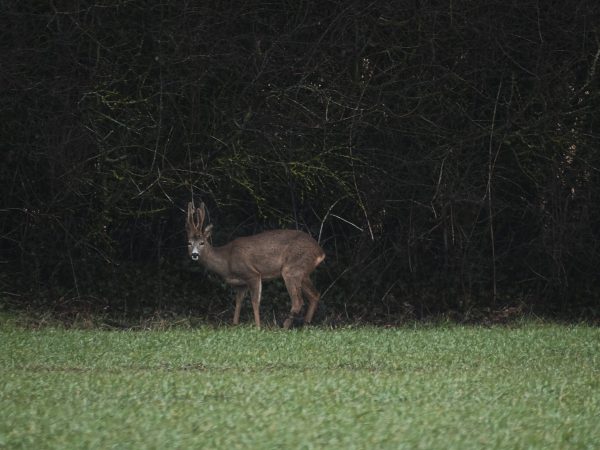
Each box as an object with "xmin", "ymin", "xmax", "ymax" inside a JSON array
[{"xmin": 2, "ymin": 0, "xmax": 599, "ymax": 325}]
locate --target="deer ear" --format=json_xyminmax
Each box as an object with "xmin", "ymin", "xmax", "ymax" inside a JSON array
[{"xmin": 204, "ymin": 224, "xmax": 213, "ymax": 239}]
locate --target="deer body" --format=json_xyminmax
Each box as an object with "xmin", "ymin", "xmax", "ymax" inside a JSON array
[{"xmin": 186, "ymin": 203, "xmax": 324, "ymax": 329}]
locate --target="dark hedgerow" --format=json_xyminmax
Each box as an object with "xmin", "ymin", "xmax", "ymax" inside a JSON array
[{"xmin": 1, "ymin": 1, "xmax": 600, "ymax": 322}]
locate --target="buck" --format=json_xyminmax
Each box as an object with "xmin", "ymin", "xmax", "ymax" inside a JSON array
[{"xmin": 186, "ymin": 202, "xmax": 325, "ymax": 329}]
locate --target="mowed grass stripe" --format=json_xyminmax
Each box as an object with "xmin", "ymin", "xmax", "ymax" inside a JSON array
[{"xmin": 3, "ymin": 324, "xmax": 596, "ymax": 370}]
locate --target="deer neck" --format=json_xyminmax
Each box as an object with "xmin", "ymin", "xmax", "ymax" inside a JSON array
[{"xmin": 198, "ymin": 244, "xmax": 230, "ymax": 278}]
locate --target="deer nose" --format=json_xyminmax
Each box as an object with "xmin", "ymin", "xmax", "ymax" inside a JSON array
[{"xmin": 191, "ymin": 253, "xmax": 199, "ymax": 260}]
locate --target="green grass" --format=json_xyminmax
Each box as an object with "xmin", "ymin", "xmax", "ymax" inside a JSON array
[{"xmin": 1, "ymin": 323, "xmax": 599, "ymax": 449}]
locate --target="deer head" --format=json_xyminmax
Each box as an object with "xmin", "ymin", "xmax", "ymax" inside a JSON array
[{"xmin": 186, "ymin": 202, "xmax": 213, "ymax": 261}]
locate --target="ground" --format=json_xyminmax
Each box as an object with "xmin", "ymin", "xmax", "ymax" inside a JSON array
[{"xmin": 1, "ymin": 321, "xmax": 599, "ymax": 449}]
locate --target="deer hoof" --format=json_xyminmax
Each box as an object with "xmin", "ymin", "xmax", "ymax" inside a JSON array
[{"xmin": 282, "ymin": 315, "xmax": 304, "ymax": 329}]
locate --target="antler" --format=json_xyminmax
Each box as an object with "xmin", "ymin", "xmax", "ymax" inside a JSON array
[
  {"xmin": 186, "ymin": 202, "xmax": 196, "ymax": 232},
  {"xmin": 196, "ymin": 202, "xmax": 206, "ymax": 230},
  {"xmin": 187, "ymin": 201, "xmax": 206, "ymax": 232}
]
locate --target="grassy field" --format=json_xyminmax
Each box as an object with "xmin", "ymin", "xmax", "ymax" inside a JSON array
[{"xmin": 1, "ymin": 322, "xmax": 599, "ymax": 449}]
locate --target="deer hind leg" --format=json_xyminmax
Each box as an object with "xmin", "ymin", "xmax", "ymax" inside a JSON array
[
  {"xmin": 282, "ymin": 271, "xmax": 304, "ymax": 329},
  {"xmin": 302, "ymin": 276, "xmax": 320, "ymax": 324},
  {"xmin": 232, "ymin": 287, "xmax": 247, "ymax": 325},
  {"xmin": 246, "ymin": 277, "xmax": 262, "ymax": 329}
]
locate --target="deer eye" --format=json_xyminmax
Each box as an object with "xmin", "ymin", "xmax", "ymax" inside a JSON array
[{"xmin": 187, "ymin": 242, "xmax": 192, "ymax": 246}]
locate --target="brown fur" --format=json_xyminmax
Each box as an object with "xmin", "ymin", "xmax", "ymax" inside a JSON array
[{"xmin": 186, "ymin": 202, "xmax": 325, "ymax": 329}]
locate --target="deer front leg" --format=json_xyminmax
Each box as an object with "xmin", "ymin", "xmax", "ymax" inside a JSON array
[
  {"xmin": 232, "ymin": 287, "xmax": 247, "ymax": 325},
  {"xmin": 246, "ymin": 277, "xmax": 262, "ymax": 328}
]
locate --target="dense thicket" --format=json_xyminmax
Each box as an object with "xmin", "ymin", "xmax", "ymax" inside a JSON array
[{"xmin": 1, "ymin": 1, "xmax": 599, "ymax": 322}]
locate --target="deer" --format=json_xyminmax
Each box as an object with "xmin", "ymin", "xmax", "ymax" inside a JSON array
[{"xmin": 185, "ymin": 202, "xmax": 325, "ymax": 329}]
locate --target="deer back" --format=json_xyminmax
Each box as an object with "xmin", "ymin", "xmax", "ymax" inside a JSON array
[{"xmin": 225, "ymin": 229, "xmax": 324, "ymax": 279}]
